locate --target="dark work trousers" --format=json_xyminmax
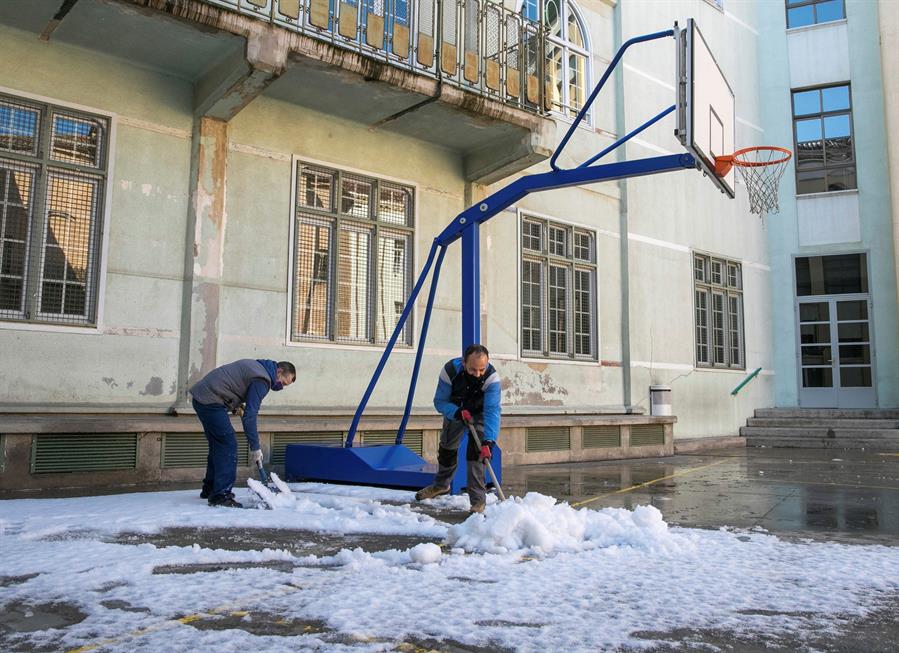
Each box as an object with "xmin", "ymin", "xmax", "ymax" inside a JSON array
[
  {"xmin": 433, "ymin": 417, "xmax": 488, "ymax": 505},
  {"xmin": 192, "ymin": 398, "xmax": 238, "ymax": 502}
]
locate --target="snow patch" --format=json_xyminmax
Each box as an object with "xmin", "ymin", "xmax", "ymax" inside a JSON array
[{"xmin": 447, "ymin": 492, "xmax": 686, "ymax": 555}]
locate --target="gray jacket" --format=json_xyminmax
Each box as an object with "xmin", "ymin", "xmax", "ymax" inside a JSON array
[{"xmin": 189, "ymin": 359, "xmax": 271, "ymax": 410}]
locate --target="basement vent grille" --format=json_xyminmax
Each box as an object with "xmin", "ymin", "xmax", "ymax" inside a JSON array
[
  {"xmin": 583, "ymin": 425, "xmax": 621, "ymax": 449},
  {"xmin": 361, "ymin": 430, "xmax": 423, "ymax": 456},
  {"xmin": 272, "ymin": 432, "xmax": 343, "ymax": 464},
  {"xmin": 526, "ymin": 426, "xmax": 570, "ymax": 452},
  {"xmin": 31, "ymin": 434, "xmax": 138, "ymax": 474},
  {"xmin": 161, "ymin": 433, "xmax": 250, "ymax": 468},
  {"xmin": 630, "ymin": 424, "xmax": 665, "ymax": 447}
]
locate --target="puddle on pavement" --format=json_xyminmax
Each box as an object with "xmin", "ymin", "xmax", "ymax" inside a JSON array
[
  {"xmin": 398, "ymin": 637, "xmax": 515, "ymax": 653},
  {"xmin": 0, "ymin": 600, "xmax": 87, "ymax": 633},
  {"xmin": 152, "ymin": 560, "xmax": 296, "ymax": 575},
  {"xmin": 184, "ymin": 611, "xmax": 333, "ymax": 637},
  {"xmin": 99, "ymin": 599, "xmax": 151, "ymax": 613}
]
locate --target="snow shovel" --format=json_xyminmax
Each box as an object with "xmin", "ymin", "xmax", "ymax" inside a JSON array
[
  {"xmin": 255, "ymin": 459, "xmax": 281, "ymax": 493},
  {"xmin": 461, "ymin": 414, "xmax": 506, "ymax": 501}
]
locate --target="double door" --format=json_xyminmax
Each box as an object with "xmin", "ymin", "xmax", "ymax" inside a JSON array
[{"xmin": 797, "ymin": 295, "xmax": 875, "ymax": 408}]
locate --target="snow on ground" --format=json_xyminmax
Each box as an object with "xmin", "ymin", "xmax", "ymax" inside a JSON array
[{"xmin": 1, "ymin": 484, "xmax": 898, "ymax": 652}]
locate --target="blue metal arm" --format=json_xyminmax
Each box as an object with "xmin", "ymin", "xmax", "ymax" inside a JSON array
[
  {"xmin": 396, "ymin": 244, "xmax": 447, "ymax": 444},
  {"xmin": 550, "ymin": 28, "xmax": 675, "ymax": 172}
]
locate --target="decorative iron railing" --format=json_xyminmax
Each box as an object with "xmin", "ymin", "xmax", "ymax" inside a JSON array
[{"xmin": 203, "ymin": 0, "xmax": 546, "ymax": 112}]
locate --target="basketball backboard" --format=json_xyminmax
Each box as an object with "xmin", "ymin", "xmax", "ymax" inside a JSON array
[{"xmin": 676, "ymin": 19, "xmax": 735, "ymax": 198}]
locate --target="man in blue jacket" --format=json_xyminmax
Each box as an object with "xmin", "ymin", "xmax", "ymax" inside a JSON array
[
  {"xmin": 415, "ymin": 344, "xmax": 501, "ymax": 513},
  {"xmin": 189, "ymin": 359, "xmax": 296, "ymax": 507}
]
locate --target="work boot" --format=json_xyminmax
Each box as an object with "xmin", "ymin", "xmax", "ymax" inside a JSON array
[
  {"xmin": 415, "ymin": 485, "xmax": 450, "ymax": 501},
  {"xmin": 208, "ymin": 494, "xmax": 243, "ymax": 508},
  {"xmin": 200, "ymin": 484, "xmax": 212, "ymax": 499},
  {"xmin": 468, "ymin": 501, "xmax": 486, "ymax": 514}
]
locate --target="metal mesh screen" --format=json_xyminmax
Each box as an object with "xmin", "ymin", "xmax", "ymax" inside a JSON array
[
  {"xmin": 521, "ymin": 219, "xmax": 541, "ymax": 251},
  {"xmin": 418, "ymin": 0, "xmax": 435, "ymax": 36},
  {"xmin": 485, "ymin": 6, "xmax": 500, "ymax": 62},
  {"xmin": 712, "ymin": 292, "xmax": 726, "ymax": 364},
  {"xmin": 442, "ymin": 0, "xmax": 457, "ymax": 44},
  {"xmin": 548, "ymin": 264, "xmax": 567, "ymax": 354},
  {"xmin": 526, "ymin": 426, "xmax": 570, "ymax": 452},
  {"xmin": 464, "ymin": 0, "xmax": 479, "ymax": 52},
  {"xmin": 630, "ymin": 424, "xmax": 664, "ymax": 447},
  {"xmin": 695, "ymin": 289, "xmax": 709, "ymax": 364},
  {"xmin": 294, "ymin": 216, "xmax": 332, "ymax": 339},
  {"xmin": 548, "ymin": 224, "xmax": 566, "ymax": 256},
  {"xmin": 0, "ymin": 99, "xmax": 40, "ymax": 156},
  {"xmin": 336, "ymin": 225, "xmax": 371, "ymax": 341},
  {"xmin": 574, "ymin": 268, "xmax": 592, "ymax": 357},
  {"xmin": 378, "ymin": 183, "xmax": 411, "ymax": 225},
  {"xmin": 573, "ymin": 230, "xmax": 592, "ymax": 261},
  {"xmin": 728, "ymin": 295, "xmax": 743, "ymax": 367},
  {"xmin": 583, "ymin": 425, "xmax": 620, "ymax": 449},
  {"xmin": 376, "ymin": 229, "xmax": 410, "ymax": 343},
  {"xmin": 298, "ymin": 165, "xmax": 334, "ymax": 211},
  {"xmin": 38, "ymin": 171, "xmax": 100, "ymax": 322},
  {"xmin": 50, "ymin": 112, "xmax": 104, "ymax": 168},
  {"xmin": 32, "ymin": 434, "xmax": 137, "ymax": 474},
  {"xmin": 293, "ymin": 162, "xmax": 414, "ymax": 345},
  {"xmin": 341, "ymin": 174, "xmax": 373, "ymax": 219},
  {"xmin": 0, "ymin": 161, "xmax": 35, "ymax": 319},
  {"xmin": 521, "ymin": 258, "xmax": 542, "ymax": 353}
]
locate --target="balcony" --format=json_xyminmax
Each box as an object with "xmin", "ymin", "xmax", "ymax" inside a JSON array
[{"xmin": 0, "ymin": 0, "xmax": 554, "ymax": 183}]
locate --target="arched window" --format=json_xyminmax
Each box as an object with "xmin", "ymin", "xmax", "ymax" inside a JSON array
[{"xmin": 521, "ymin": 0, "xmax": 590, "ymax": 119}]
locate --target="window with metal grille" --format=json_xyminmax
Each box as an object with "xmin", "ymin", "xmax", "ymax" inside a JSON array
[
  {"xmin": 292, "ymin": 162, "xmax": 413, "ymax": 345},
  {"xmin": 792, "ymin": 83, "xmax": 855, "ymax": 194},
  {"xmin": 786, "ymin": 0, "xmax": 844, "ymax": 29},
  {"xmin": 520, "ymin": 215, "xmax": 597, "ymax": 360},
  {"xmin": 0, "ymin": 94, "xmax": 108, "ymax": 326},
  {"xmin": 693, "ymin": 253, "xmax": 744, "ymax": 369}
]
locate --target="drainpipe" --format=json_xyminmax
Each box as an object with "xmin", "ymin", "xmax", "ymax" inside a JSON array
[{"xmin": 613, "ymin": 3, "xmax": 632, "ymax": 411}]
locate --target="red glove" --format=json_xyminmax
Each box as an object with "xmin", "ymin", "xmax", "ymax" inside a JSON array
[
  {"xmin": 479, "ymin": 444, "xmax": 492, "ymax": 461},
  {"xmin": 460, "ymin": 409, "xmax": 473, "ymax": 423}
]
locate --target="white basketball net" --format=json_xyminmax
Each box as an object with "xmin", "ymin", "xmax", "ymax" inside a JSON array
[{"xmin": 732, "ymin": 148, "xmax": 792, "ymax": 215}]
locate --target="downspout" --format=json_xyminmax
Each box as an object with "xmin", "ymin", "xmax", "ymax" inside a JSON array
[{"xmin": 613, "ymin": 4, "xmax": 632, "ymax": 411}]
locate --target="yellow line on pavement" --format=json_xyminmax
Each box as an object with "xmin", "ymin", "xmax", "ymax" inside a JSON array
[{"xmin": 571, "ymin": 458, "xmax": 729, "ymax": 508}]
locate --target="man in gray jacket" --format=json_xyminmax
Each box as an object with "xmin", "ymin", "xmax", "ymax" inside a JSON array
[{"xmin": 190, "ymin": 359, "xmax": 296, "ymax": 507}]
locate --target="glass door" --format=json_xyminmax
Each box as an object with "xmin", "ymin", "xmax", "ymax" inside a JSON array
[{"xmin": 798, "ymin": 295, "xmax": 875, "ymax": 408}]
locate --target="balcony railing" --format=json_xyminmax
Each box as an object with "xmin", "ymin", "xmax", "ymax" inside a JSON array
[{"xmin": 204, "ymin": 0, "xmax": 546, "ymax": 113}]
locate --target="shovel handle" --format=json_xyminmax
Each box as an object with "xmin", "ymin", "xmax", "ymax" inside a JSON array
[{"xmin": 462, "ymin": 416, "xmax": 506, "ymax": 501}]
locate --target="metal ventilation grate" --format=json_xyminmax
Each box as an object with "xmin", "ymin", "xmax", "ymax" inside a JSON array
[
  {"xmin": 161, "ymin": 433, "xmax": 249, "ymax": 468},
  {"xmin": 526, "ymin": 426, "xmax": 570, "ymax": 452},
  {"xmin": 630, "ymin": 424, "xmax": 665, "ymax": 447},
  {"xmin": 361, "ymin": 430, "xmax": 423, "ymax": 455},
  {"xmin": 583, "ymin": 425, "xmax": 620, "ymax": 449},
  {"xmin": 272, "ymin": 432, "xmax": 343, "ymax": 464},
  {"xmin": 31, "ymin": 434, "xmax": 137, "ymax": 474}
]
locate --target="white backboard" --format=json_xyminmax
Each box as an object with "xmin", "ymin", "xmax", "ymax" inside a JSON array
[{"xmin": 676, "ymin": 19, "xmax": 735, "ymax": 198}]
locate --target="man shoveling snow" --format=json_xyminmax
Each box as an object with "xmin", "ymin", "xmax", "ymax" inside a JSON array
[{"xmin": 415, "ymin": 344, "xmax": 501, "ymax": 514}]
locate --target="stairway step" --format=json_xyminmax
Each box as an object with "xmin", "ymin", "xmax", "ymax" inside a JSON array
[
  {"xmin": 754, "ymin": 408, "xmax": 899, "ymax": 419},
  {"xmin": 746, "ymin": 418, "xmax": 899, "ymax": 429},
  {"xmin": 746, "ymin": 437, "xmax": 899, "ymax": 451},
  {"xmin": 740, "ymin": 427, "xmax": 899, "ymax": 438}
]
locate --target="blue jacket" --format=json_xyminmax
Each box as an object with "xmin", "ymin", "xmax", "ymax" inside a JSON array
[
  {"xmin": 433, "ymin": 358, "xmax": 502, "ymax": 442},
  {"xmin": 240, "ymin": 359, "xmax": 279, "ymax": 451}
]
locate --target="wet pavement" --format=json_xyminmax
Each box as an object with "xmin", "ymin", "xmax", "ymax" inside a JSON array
[
  {"xmin": 503, "ymin": 447, "xmax": 899, "ymax": 545},
  {"xmin": 2, "ymin": 446, "xmax": 898, "ymax": 652}
]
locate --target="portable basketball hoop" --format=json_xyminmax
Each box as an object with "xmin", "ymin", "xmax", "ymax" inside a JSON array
[{"xmin": 714, "ymin": 146, "xmax": 792, "ymax": 215}]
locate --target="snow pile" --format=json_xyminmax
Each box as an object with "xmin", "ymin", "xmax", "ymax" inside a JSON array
[
  {"xmin": 408, "ymin": 542, "xmax": 442, "ymax": 564},
  {"xmin": 446, "ymin": 492, "xmax": 685, "ymax": 554}
]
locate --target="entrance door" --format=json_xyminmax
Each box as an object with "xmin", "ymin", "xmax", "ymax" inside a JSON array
[{"xmin": 797, "ymin": 295, "xmax": 875, "ymax": 408}]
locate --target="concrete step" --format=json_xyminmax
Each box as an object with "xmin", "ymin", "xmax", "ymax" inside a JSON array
[
  {"xmin": 746, "ymin": 418, "xmax": 899, "ymax": 429},
  {"xmin": 746, "ymin": 437, "xmax": 899, "ymax": 451},
  {"xmin": 754, "ymin": 408, "xmax": 899, "ymax": 419},
  {"xmin": 740, "ymin": 427, "xmax": 899, "ymax": 438}
]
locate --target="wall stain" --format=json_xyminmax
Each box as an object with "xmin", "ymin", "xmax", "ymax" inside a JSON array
[
  {"xmin": 501, "ymin": 370, "xmax": 568, "ymax": 406},
  {"xmin": 140, "ymin": 377, "xmax": 164, "ymax": 397},
  {"xmin": 102, "ymin": 377, "xmax": 118, "ymax": 389}
]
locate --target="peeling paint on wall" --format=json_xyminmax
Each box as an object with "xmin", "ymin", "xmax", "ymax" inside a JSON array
[
  {"xmin": 102, "ymin": 377, "xmax": 118, "ymax": 389},
  {"xmin": 501, "ymin": 369, "xmax": 569, "ymax": 406}
]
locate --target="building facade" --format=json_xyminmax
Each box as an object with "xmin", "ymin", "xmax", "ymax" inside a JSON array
[{"xmin": 3, "ymin": 0, "xmax": 889, "ymax": 491}]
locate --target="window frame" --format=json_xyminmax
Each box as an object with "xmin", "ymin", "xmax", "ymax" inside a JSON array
[
  {"xmin": 287, "ymin": 157, "xmax": 417, "ymax": 349},
  {"xmin": 791, "ymin": 82, "xmax": 855, "ymax": 196},
  {"xmin": 0, "ymin": 88, "xmax": 113, "ymax": 331},
  {"xmin": 785, "ymin": 0, "xmax": 846, "ymax": 30},
  {"xmin": 693, "ymin": 252, "xmax": 745, "ymax": 370},
  {"xmin": 518, "ymin": 211, "xmax": 598, "ymax": 362}
]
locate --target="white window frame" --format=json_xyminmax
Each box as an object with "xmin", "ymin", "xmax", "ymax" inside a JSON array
[
  {"xmin": 693, "ymin": 252, "xmax": 745, "ymax": 370},
  {"xmin": 518, "ymin": 210, "xmax": 598, "ymax": 362}
]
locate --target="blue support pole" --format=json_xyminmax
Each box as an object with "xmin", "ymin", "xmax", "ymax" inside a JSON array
[
  {"xmin": 345, "ymin": 239, "xmax": 441, "ymax": 447},
  {"xmin": 396, "ymin": 245, "xmax": 447, "ymax": 444},
  {"xmin": 461, "ymin": 224, "xmax": 480, "ymax": 351}
]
